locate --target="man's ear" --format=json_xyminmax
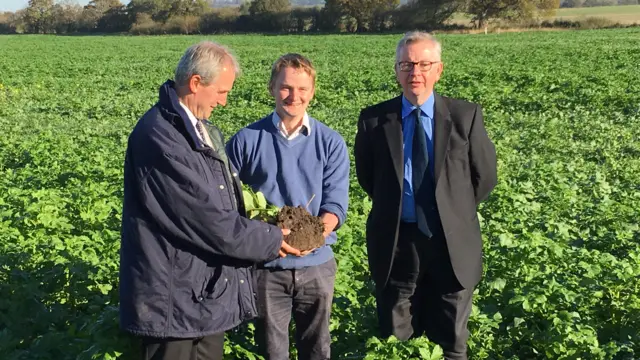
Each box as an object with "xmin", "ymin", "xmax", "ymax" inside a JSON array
[
  {"xmin": 188, "ymin": 75, "xmax": 202, "ymax": 94},
  {"xmin": 309, "ymin": 84, "xmax": 316, "ymax": 100},
  {"xmin": 435, "ymin": 62, "xmax": 444, "ymax": 82}
]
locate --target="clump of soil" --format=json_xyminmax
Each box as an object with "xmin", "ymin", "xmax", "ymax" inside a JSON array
[{"xmin": 276, "ymin": 206, "xmax": 325, "ymax": 251}]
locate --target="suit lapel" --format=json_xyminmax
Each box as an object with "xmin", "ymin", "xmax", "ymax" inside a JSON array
[
  {"xmin": 383, "ymin": 96, "xmax": 404, "ymax": 186},
  {"xmin": 433, "ymin": 93, "xmax": 452, "ymax": 186}
]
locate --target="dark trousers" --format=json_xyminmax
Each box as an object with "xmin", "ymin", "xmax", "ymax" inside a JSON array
[
  {"xmin": 376, "ymin": 223, "xmax": 473, "ymax": 360},
  {"xmin": 254, "ymin": 258, "xmax": 337, "ymax": 360},
  {"xmin": 141, "ymin": 333, "xmax": 224, "ymax": 360}
]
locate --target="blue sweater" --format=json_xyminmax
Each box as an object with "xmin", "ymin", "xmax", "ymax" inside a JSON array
[{"xmin": 226, "ymin": 114, "xmax": 350, "ymax": 269}]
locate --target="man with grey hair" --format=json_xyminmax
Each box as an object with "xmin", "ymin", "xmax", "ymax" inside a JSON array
[
  {"xmin": 355, "ymin": 32, "xmax": 497, "ymax": 359},
  {"xmin": 120, "ymin": 41, "xmax": 301, "ymax": 360}
]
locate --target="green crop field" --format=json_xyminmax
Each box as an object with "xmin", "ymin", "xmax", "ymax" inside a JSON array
[{"xmin": 0, "ymin": 29, "xmax": 639, "ymax": 360}]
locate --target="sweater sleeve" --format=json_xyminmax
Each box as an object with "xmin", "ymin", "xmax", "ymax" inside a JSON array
[{"xmin": 319, "ymin": 133, "xmax": 350, "ymax": 229}]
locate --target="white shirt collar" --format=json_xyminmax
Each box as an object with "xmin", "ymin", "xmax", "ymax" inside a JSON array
[
  {"xmin": 272, "ymin": 110, "xmax": 310, "ymax": 140},
  {"xmin": 178, "ymin": 101, "xmax": 203, "ymax": 142}
]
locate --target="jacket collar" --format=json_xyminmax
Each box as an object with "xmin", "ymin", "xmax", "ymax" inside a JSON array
[
  {"xmin": 400, "ymin": 93, "xmax": 435, "ymax": 120},
  {"xmin": 158, "ymin": 79, "xmax": 208, "ymax": 151}
]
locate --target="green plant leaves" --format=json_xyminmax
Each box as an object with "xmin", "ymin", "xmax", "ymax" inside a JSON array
[{"xmin": 242, "ymin": 185, "xmax": 279, "ymax": 222}]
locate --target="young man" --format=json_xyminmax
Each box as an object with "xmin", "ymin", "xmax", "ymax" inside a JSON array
[{"xmin": 226, "ymin": 53, "xmax": 349, "ymax": 360}]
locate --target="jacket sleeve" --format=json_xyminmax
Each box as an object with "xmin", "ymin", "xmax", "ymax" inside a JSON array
[
  {"xmin": 319, "ymin": 135, "xmax": 350, "ymax": 230},
  {"xmin": 354, "ymin": 111, "xmax": 374, "ymax": 198},
  {"xmin": 468, "ymin": 105, "xmax": 498, "ymax": 205},
  {"xmin": 137, "ymin": 148, "xmax": 282, "ymax": 263}
]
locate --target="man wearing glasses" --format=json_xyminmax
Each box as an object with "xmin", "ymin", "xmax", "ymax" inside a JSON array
[{"xmin": 354, "ymin": 32, "xmax": 497, "ymax": 360}]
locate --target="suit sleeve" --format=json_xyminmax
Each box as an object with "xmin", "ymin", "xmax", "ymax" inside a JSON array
[
  {"xmin": 354, "ymin": 111, "xmax": 374, "ymax": 198},
  {"xmin": 138, "ymin": 148, "xmax": 282, "ymax": 263},
  {"xmin": 319, "ymin": 136, "xmax": 350, "ymax": 230},
  {"xmin": 468, "ymin": 105, "xmax": 498, "ymax": 205}
]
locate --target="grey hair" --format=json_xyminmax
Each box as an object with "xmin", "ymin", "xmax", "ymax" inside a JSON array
[
  {"xmin": 174, "ymin": 41, "xmax": 240, "ymax": 86},
  {"xmin": 395, "ymin": 31, "xmax": 442, "ymax": 62}
]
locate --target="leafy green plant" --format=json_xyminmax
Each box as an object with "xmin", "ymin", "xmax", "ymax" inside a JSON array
[{"xmin": 242, "ymin": 185, "xmax": 279, "ymax": 222}]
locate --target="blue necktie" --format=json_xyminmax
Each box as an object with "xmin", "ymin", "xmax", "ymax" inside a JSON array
[{"xmin": 411, "ymin": 108, "xmax": 433, "ymax": 238}]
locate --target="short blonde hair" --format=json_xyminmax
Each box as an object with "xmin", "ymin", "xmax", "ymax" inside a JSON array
[
  {"xmin": 268, "ymin": 53, "xmax": 316, "ymax": 91},
  {"xmin": 175, "ymin": 41, "xmax": 240, "ymax": 86},
  {"xmin": 395, "ymin": 31, "xmax": 442, "ymax": 62}
]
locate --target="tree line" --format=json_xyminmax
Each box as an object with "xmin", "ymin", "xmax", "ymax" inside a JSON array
[{"xmin": 0, "ymin": 0, "xmax": 594, "ymax": 35}]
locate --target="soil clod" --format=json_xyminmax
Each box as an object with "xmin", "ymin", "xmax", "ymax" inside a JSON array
[{"xmin": 276, "ymin": 205, "xmax": 325, "ymax": 251}]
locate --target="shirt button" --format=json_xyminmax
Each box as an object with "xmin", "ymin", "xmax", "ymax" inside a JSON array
[
  {"xmin": 232, "ymin": 172, "xmax": 237, "ymax": 177},
  {"xmin": 240, "ymin": 279, "xmax": 245, "ymax": 284},
  {"xmin": 197, "ymin": 296, "xmax": 203, "ymax": 301},
  {"xmin": 219, "ymin": 185, "xmax": 224, "ymax": 189},
  {"xmin": 224, "ymin": 278, "xmax": 228, "ymax": 282}
]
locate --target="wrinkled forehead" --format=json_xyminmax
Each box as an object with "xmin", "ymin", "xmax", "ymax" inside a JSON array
[{"xmin": 212, "ymin": 66, "xmax": 236, "ymax": 90}]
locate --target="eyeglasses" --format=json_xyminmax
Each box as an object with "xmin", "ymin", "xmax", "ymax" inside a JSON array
[{"xmin": 397, "ymin": 61, "xmax": 440, "ymax": 72}]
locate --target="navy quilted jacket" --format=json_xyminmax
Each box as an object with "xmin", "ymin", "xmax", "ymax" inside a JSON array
[{"xmin": 119, "ymin": 80, "xmax": 282, "ymax": 338}]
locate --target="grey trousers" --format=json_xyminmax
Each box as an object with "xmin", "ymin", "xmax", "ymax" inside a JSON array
[
  {"xmin": 376, "ymin": 223, "xmax": 474, "ymax": 360},
  {"xmin": 140, "ymin": 333, "xmax": 224, "ymax": 360},
  {"xmin": 254, "ymin": 258, "xmax": 337, "ymax": 360}
]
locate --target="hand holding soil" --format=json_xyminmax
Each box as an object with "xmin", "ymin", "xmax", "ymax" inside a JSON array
[
  {"xmin": 279, "ymin": 238, "xmax": 301, "ymax": 258},
  {"xmin": 276, "ymin": 205, "xmax": 325, "ymax": 252}
]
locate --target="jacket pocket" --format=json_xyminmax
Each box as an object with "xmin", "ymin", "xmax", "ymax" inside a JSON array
[
  {"xmin": 190, "ymin": 259, "xmax": 211, "ymax": 303},
  {"xmin": 205, "ymin": 266, "xmax": 229, "ymax": 301},
  {"xmin": 192, "ymin": 265, "xmax": 230, "ymax": 304},
  {"xmin": 191, "ymin": 271, "xmax": 206, "ymax": 303}
]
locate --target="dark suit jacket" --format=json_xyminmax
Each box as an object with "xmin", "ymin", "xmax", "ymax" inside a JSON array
[{"xmin": 354, "ymin": 93, "xmax": 497, "ymax": 289}]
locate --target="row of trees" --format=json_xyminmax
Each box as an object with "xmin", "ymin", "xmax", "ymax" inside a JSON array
[{"xmin": 0, "ymin": 0, "xmax": 564, "ymax": 34}]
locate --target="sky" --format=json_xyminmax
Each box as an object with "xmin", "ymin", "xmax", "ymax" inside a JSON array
[{"xmin": 0, "ymin": 0, "xmax": 131, "ymax": 12}]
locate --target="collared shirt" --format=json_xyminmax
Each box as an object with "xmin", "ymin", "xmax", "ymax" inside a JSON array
[
  {"xmin": 401, "ymin": 93, "xmax": 435, "ymax": 223},
  {"xmin": 178, "ymin": 101, "xmax": 204, "ymax": 143},
  {"xmin": 271, "ymin": 110, "xmax": 311, "ymax": 140}
]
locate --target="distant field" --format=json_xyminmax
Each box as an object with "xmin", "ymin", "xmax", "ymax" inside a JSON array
[
  {"xmin": 450, "ymin": 4, "xmax": 640, "ymax": 25},
  {"xmin": 556, "ymin": 4, "xmax": 640, "ymax": 24}
]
